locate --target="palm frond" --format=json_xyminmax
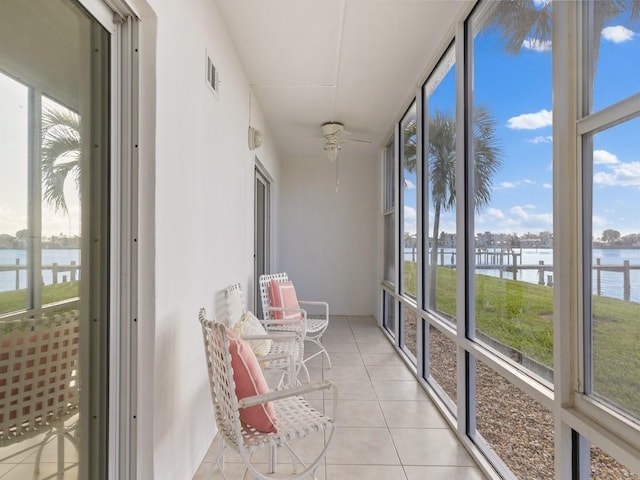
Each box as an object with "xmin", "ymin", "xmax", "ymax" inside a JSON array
[{"xmin": 40, "ymin": 106, "xmax": 82, "ymax": 213}]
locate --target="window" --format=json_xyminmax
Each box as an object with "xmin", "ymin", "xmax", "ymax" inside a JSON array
[
  {"xmin": 423, "ymin": 46, "xmax": 457, "ymax": 322},
  {"xmin": 382, "ymin": 139, "xmax": 397, "ymax": 337},
  {"xmin": 383, "ymin": 140, "xmax": 396, "ymax": 285},
  {"xmin": 382, "ymin": 288, "xmax": 396, "ymax": 338},
  {"xmin": 399, "ymin": 102, "xmax": 418, "ymax": 358},
  {"xmin": 470, "ymin": 0, "xmax": 554, "ymax": 382},
  {"xmin": 474, "ymin": 357, "xmax": 555, "ymax": 479},
  {"xmin": 581, "ymin": 0, "xmax": 640, "ymax": 450},
  {"xmin": 378, "ymin": 1, "xmax": 640, "ymax": 477},
  {"xmin": 0, "ymin": 73, "xmax": 29, "ymax": 314},
  {"xmin": 400, "ymin": 102, "xmax": 418, "ymax": 300},
  {"xmin": 428, "ymin": 324, "xmax": 457, "ymax": 409}
]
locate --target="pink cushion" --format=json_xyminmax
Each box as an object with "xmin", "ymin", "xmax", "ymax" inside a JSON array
[
  {"xmin": 268, "ymin": 280, "xmax": 302, "ymax": 321},
  {"xmin": 226, "ymin": 328, "xmax": 278, "ymax": 433}
]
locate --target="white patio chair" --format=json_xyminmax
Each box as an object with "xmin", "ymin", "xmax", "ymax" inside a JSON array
[
  {"xmin": 259, "ymin": 273, "xmax": 332, "ymax": 368},
  {"xmin": 223, "ymin": 283, "xmax": 310, "ymax": 385},
  {"xmin": 198, "ymin": 314, "xmax": 337, "ymax": 480},
  {"xmin": 0, "ymin": 310, "xmax": 80, "ymax": 477}
]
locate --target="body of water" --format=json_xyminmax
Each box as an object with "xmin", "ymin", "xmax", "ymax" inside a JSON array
[
  {"xmin": 405, "ymin": 247, "xmax": 640, "ymax": 303},
  {"xmin": 0, "ymin": 248, "xmax": 81, "ymax": 292},
  {"xmin": 3, "ymin": 247, "xmax": 640, "ymax": 303}
]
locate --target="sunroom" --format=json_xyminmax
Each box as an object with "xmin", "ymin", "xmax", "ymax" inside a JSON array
[{"xmin": 0, "ymin": 0, "xmax": 639, "ymax": 479}]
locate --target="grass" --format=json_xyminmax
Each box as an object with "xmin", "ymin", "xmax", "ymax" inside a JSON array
[
  {"xmin": 0, "ymin": 281, "xmax": 79, "ymax": 316},
  {"xmin": 404, "ymin": 260, "xmax": 640, "ymax": 418}
]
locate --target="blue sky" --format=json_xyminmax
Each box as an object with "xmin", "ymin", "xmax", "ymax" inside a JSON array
[{"xmin": 404, "ymin": 5, "xmax": 640, "ymax": 239}]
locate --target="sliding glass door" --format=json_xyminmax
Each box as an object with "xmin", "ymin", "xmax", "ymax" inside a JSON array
[{"xmin": 0, "ymin": 1, "xmax": 110, "ymax": 478}]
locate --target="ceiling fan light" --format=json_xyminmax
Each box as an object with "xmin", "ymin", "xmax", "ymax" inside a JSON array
[{"xmin": 324, "ymin": 143, "xmax": 340, "ymax": 162}]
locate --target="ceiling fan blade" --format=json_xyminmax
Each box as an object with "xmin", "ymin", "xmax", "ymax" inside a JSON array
[{"xmin": 346, "ymin": 138, "xmax": 372, "ymax": 144}]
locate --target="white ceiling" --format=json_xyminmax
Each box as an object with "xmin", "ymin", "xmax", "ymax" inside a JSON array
[{"xmin": 215, "ymin": 0, "xmax": 473, "ymax": 163}]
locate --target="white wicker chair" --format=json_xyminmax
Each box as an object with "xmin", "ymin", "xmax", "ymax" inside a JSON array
[
  {"xmin": 259, "ymin": 273, "xmax": 332, "ymax": 369},
  {"xmin": 223, "ymin": 283, "xmax": 310, "ymax": 385},
  {"xmin": 0, "ymin": 310, "xmax": 80, "ymax": 476},
  {"xmin": 198, "ymin": 314, "xmax": 337, "ymax": 480}
]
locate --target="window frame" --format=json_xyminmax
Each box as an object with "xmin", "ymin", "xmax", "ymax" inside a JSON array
[{"xmin": 378, "ymin": 0, "xmax": 640, "ymax": 476}]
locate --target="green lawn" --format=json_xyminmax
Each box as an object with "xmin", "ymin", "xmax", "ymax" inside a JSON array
[
  {"xmin": 404, "ymin": 260, "xmax": 640, "ymax": 417},
  {"xmin": 0, "ymin": 281, "xmax": 79, "ymax": 316}
]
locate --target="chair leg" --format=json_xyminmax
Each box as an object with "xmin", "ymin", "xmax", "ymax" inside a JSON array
[
  {"xmin": 214, "ymin": 438, "xmax": 232, "ymax": 480},
  {"xmin": 300, "ymin": 361, "xmax": 311, "ymax": 384},
  {"xmin": 268, "ymin": 445, "xmax": 277, "ymax": 474},
  {"xmin": 306, "ymin": 337, "xmax": 332, "ymax": 369}
]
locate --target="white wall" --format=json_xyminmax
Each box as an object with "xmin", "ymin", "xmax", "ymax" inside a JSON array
[
  {"xmin": 133, "ymin": 0, "xmax": 378, "ymax": 477},
  {"xmin": 278, "ymin": 153, "xmax": 379, "ymax": 316},
  {"xmin": 135, "ymin": 0, "xmax": 281, "ymax": 478}
]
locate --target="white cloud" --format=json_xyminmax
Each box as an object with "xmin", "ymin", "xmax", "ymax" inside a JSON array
[
  {"xmin": 507, "ymin": 109, "xmax": 552, "ymax": 130},
  {"xmin": 593, "ymin": 161, "xmax": 640, "ymax": 187},
  {"xmin": 522, "ymin": 38, "xmax": 552, "ymax": 52},
  {"xmin": 498, "ymin": 179, "xmax": 536, "ymax": 189},
  {"xmin": 543, "ymin": 183, "xmax": 552, "ymax": 189},
  {"xmin": 528, "ymin": 135, "xmax": 553, "ymax": 144},
  {"xmin": 486, "ymin": 207, "xmax": 506, "ymax": 220},
  {"xmin": 509, "ymin": 205, "xmax": 553, "ymax": 228},
  {"xmin": 593, "ymin": 149, "xmax": 619, "ymax": 165},
  {"xmin": 404, "ymin": 205, "xmax": 417, "ymax": 235},
  {"xmin": 477, "ymin": 205, "xmax": 552, "ymax": 234},
  {"xmin": 601, "ymin": 25, "xmax": 636, "ymax": 43}
]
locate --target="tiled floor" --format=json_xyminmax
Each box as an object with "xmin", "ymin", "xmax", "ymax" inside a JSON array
[
  {"xmin": 194, "ymin": 315, "xmax": 487, "ymax": 480},
  {"xmin": 0, "ymin": 417, "xmax": 78, "ymax": 479}
]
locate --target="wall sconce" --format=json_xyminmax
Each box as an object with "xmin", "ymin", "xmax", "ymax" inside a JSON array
[{"xmin": 248, "ymin": 126, "xmax": 263, "ymax": 150}]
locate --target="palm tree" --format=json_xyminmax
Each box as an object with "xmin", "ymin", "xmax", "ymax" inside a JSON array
[
  {"xmin": 485, "ymin": 0, "xmax": 640, "ymax": 73},
  {"xmin": 403, "ymin": 106, "xmax": 502, "ymax": 309},
  {"xmin": 41, "ymin": 105, "xmax": 81, "ymax": 214}
]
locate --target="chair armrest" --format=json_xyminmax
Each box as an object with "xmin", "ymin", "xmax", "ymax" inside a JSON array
[
  {"xmin": 297, "ymin": 300, "xmax": 329, "ymax": 318},
  {"xmin": 241, "ymin": 332, "xmax": 298, "ymax": 342},
  {"xmin": 255, "ymin": 351, "xmax": 297, "ymax": 381},
  {"xmin": 238, "ymin": 380, "xmax": 337, "ymax": 409},
  {"xmin": 257, "ymin": 351, "xmax": 292, "ymax": 363},
  {"xmin": 260, "ymin": 313, "xmax": 307, "ymax": 336},
  {"xmin": 263, "ymin": 306, "xmax": 308, "ymax": 318}
]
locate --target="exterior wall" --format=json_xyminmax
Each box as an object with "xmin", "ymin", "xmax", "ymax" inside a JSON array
[
  {"xmin": 133, "ymin": 0, "xmax": 281, "ymax": 478},
  {"xmin": 278, "ymin": 153, "xmax": 379, "ymax": 316}
]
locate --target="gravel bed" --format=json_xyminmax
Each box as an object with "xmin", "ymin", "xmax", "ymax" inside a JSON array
[{"xmin": 405, "ymin": 313, "xmax": 639, "ymax": 479}]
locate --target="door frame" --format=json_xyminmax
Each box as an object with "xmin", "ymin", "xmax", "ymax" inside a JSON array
[
  {"xmin": 77, "ymin": 1, "xmax": 141, "ymax": 478},
  {"xmin": 254, "ymin": 161, "xmax": 271, "ymax": 316}
]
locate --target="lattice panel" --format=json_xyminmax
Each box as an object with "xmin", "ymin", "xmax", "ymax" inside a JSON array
[{"xmin": 0, "ymin": 311, "xmax": 79, "ymax": 445}]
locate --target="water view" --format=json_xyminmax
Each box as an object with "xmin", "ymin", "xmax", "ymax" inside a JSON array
[
  {"xmin": 0, "ymin": 248, "xmax": 81, "ymax": 292},
  {"xmin": 404, "ymin": 247, "xmax": 640, "ymax": 303}
]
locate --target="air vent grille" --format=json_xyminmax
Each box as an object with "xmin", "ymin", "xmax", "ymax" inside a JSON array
[{"xmin": 205, "ymin": 51, "xmax": 219, "ymax": 97}]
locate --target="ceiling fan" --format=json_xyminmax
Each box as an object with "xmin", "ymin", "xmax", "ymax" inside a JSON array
[
  {"xmin": 321, "ymin": 122, "xmax": 371, "ymax": 162},
  {"xmin": 320, "ymin": 122, "xmax": 372, "ymax": 191}
]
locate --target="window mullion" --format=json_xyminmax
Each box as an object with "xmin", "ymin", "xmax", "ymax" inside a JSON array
[{"xmin": 28, "ymin": 88, "xmax": 43, "ymax": 313}]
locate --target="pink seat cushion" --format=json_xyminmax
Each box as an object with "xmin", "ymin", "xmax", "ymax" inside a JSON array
[
  {"xmin": 268, "ymin": 280, "xmax": 303, "ymax": 321},
  {"xmin": 226, "ymin": 328, "xmax": 278, "ymax": 433}
]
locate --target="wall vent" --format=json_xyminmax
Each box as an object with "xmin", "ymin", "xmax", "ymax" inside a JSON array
[{"xmin": 205, "ymin": 51, "xmax": 219, "ymax": 98}]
